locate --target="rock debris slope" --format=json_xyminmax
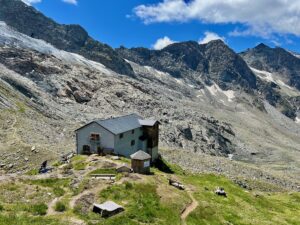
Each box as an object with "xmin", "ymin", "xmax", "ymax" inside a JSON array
[{"xmin": 0, "ymin": 0, "xmax": 299, "ymax": 183}]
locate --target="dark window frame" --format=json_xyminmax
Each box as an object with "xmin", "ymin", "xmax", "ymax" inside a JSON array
[
  {"xmin": 90, "ymin": 133, "xmax": 100, "ymax": 141},
  {"xmin": 131, "ymin": 140, "xmax": 135, "ymax": 146},
  {"xmin": 120, "ymin": 133, "xmax": 124, "ymax": 139},
  {"xmin": 132, "ymin": 129, "xmax": 135, "ymax": 134}
]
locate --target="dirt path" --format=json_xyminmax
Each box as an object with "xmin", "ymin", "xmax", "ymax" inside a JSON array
[
  {"xmin": 47, "ymin": 197, "xmax": 61, "ymax": 215},
  {"xmin": 181, "ymin": 189, "xmax": 199, "ymax": 225},
  {"xmin": 67, "ymin": 217, "xmax": 86, "ymax": 225}
]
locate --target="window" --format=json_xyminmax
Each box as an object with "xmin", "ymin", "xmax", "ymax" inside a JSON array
[
  {"xmin": 132, "ymin": 129, "xmax": 135, "ymax": 134},
  {"xmin": 131, "ymin": 140, "xmax": 135, "ymax": 146},
  {"xmin": 90, "ymin": 133, "xmax": 100, "ymax": 141},
  {"xmin": 82, "ymin": 145, "xmax": 91, "ymax": 155},
  {"xmin": 120, "ymin": 133, "xmax": 124, "ymax": 139}
]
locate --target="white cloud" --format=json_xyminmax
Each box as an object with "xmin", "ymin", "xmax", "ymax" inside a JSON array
[
  {"xmin": 152, "ymin": 36, "xmax": 176, "ymax": 50},
  {"xmin": 62, "ymin": 0, "xmax": 78, "ymax": 5},
  {"xmin": 21, "ymin": 0, "xmax": 41, "ymax": 5},
  {"xmin": 134, "ymin": 0, "xmax": 300, "ymax": 37},
  {"xmin": 198, "ymin": 31, "xmax": 225, "ymax": 44}
]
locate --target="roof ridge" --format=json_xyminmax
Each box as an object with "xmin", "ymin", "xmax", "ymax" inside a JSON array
[
  {"xmin": 97, "ymin": 113, "xmax": 140, "ymax": 122},
  {"xmin": 130, "ymin": 150, "xmax": 151, "ymax": 160}
]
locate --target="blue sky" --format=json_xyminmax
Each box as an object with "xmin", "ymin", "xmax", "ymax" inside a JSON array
[{"xmin": 24, "ymin": 0, "xmax": 300, "ymax": 53}]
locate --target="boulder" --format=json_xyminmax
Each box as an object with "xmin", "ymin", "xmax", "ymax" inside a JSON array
[{"xmin": 73, "ymin": 91, "xmax": 91, "ymax": 103}]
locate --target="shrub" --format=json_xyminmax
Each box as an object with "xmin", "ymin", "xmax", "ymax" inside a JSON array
[
  {"xmin": 54, "ymin": 201, "xmax": 66, "ymax": 212},
  {"xmin": 53, "ymin": 187, "xmax": 65, "ymax": 197},
  {"xmin": 25, "ymin": 169, "xmax": 39, "ymax": 176},
  {"xmin": 0, "ymin": 204, "xmax": 4, "ymax": 211},
  {"xmin": 73, "ymin": 162, "xmax": 87, "ymax": 170},
  {"xmin": 89, "ymin": 168, "xmax": 116, "ymax": 175},
  {"xmin": 30, "ymin": 203, "xmax": 48, "ymax": 216},
  {"xmin": 62, "ymin": 163, "xmax": 73, "ymax": 174},
  {"xmin": 125, "ymin": 182, "xmax": 133, "ymax": 190},
  {"xmin": 52, "ymin": 161, "xmax": 63, "ymax": 167}
]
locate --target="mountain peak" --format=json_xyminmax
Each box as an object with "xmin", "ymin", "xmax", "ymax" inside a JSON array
[
  {"xmin": 254, "ymin": 43, "xmax": 270, "ymax": 50},
  {"xmin": 204, "ymin": 39, "xmax": 226, "ymax": 45},
  {"xmin": 162, "ymin": 40, "xmax": 200, "ymax": 51}
]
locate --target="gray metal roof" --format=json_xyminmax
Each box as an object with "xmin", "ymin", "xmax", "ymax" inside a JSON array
[
  {"xmin": 93, "ymin": 201, "xmax": 123, "ymax": 212},
  {"xmin": 138, "ymin": 119, "xmax": 157, "ymax": 126},
  {"xmin": 130, "ymin": 150, "xmax": 151, "ymax": 160},
  {"xmin": 96, "ymin": 113, "xmax": 142, "ymax": 135}
]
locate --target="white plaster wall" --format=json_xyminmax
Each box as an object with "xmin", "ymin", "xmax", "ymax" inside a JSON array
[{"xmin": 76, "ymin": 122, "xmax": 115, "ymax": 154}]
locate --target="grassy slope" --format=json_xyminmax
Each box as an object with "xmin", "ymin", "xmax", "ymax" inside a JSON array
[
  {"xmin": 183, "ymin": 174, "xmax": 300, "ymax": 225},
  {"xmin": 0, "ymin": 156, "xmax": 299, "ymax": 225}
]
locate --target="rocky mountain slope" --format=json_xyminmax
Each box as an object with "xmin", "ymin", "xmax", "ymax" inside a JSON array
[
  {"xmin": 118, "ymin": 40, "xmax": 257, "ymax": 92},
  {"xmin": 118, "ymin": 41, "xmax": 299, "ymax": 120},
  {"xmin": 0, "ymin": 0, "xmax": 299, "ymax": 185},
  {"xmin": 0, "ymin": 0, "xmax": 133, "ymax": 76},
  {"xmin": 241, "ymin": 43, "xmax": 300, "ymax": 90}
]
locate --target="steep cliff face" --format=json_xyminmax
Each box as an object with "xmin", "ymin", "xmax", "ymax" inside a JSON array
[
  {"xmin": 117, "ymin": 40, "xmax": 257, "ymax": 92},
  {"xmin": 240, "ymin": 44, "xmax": 300, "ymax": 118},
  {"xmin": 0, "ymin": 0, "xmax": 133, "ymax": 76},
  {"xmin": 241, "ymin": 43, "xmax": 300, "ymax": 90}
]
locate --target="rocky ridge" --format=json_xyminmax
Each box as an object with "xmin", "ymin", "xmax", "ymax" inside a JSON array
[
  {"xmin": 118, "ymin": 41, "xmax": 300, "ymax": 120},
  {"xmin": 0, "ymin": 0, "xmax": 133, "ymax": 76}
]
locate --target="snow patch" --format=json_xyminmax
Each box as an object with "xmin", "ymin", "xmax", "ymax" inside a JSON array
[
  {"xmin": 223, "ymin": 89, "xmax": 235, "ymax": 102},
  {"xmin": 206, "ymin": 83, "xmax": 235, "ymax": 102},
  {"xmin": 250, "ymin": 67, "xmax": 275, "ymax": 83},
  {"xmin": 276, "ymin": 80, "xmax": 294, "ymax": 90},
  {"xmin": 296, "ymin": 117, "xmax": 300, "ymax": 124},
  {"xmin": 175, "ymin": 78, "xmax": 183, "ymax": 84},
  {"xmin": 196, "ymin": 89, "xmax": 205, "ymax": 97},
  {"xmin": 0, "ymin": 21, "xmax": 110, "ymax": 74},
  {"xmin": 251, "ymin": 67, "xmax": 295, "ymax": 90},
  {"xmin": 290, "ymin": 51, "xmax": 300, "ymax": 59},
  {"xmin": 144, "ymin": 66, "xmax": 170, "ymax": 78}
]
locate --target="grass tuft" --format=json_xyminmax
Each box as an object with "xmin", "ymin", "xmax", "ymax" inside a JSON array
[
  {"xmin": 53, "ymin": 187, "xmax": 65, "ymax": 197},
  {"xmin": 89, "ymin": 168, "xmax": 116, "ymax": 175},
  {"xmin": 54, "ymin": 201, "xmax": 66, "ymax": 212},
  {"xmin": 25, "ymin": 169, "xmax": 39, "ymax": 176},
  {"xmin": 29, "ymin": 203, "xmax": 48, "ymax": 216},
  {"xmin": 26, "ymin": 178, "xmax": 70, "ymax": 188}
]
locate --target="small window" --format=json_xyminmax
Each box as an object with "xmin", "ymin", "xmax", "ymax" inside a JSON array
[
  {"xmin": 120, "ymin": 133, "xmax": 124, "ymax": 139},
  {"xmin": 90, "ymin": 133, "xmax": 100, "ymax": 141},
  {"xmin": 132, "ymin": 129, "xmax": 135, "ymax": 134},
  {"xmin": 131, "ymin": 140, "xmax": 135, "ymax": 146}
]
